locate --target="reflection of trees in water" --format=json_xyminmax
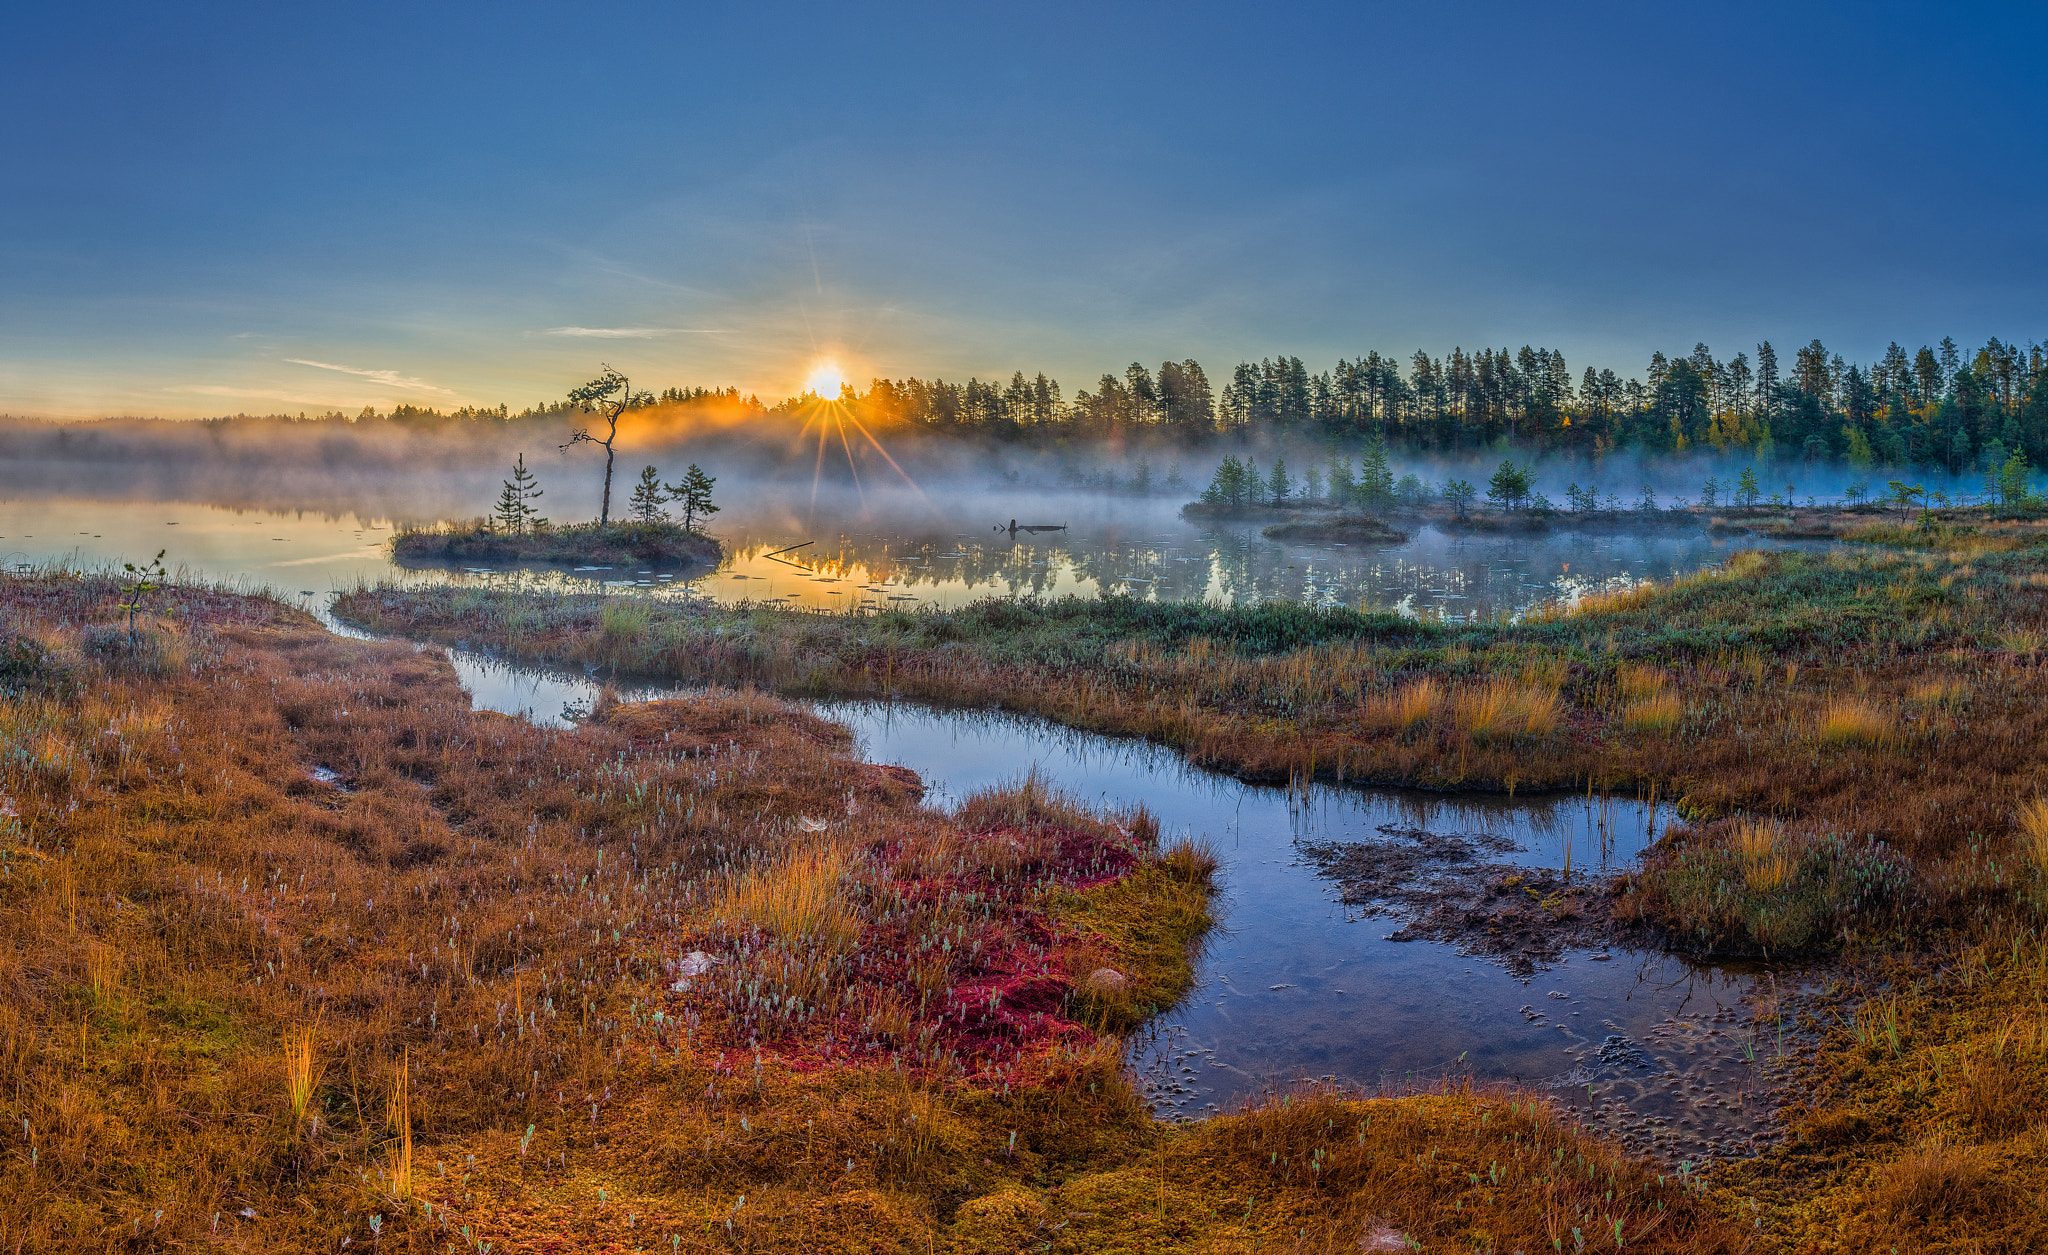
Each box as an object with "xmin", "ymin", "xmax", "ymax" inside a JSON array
[{"xmin": 695, "ymin": 515, "xmax": 1783, "ymax": 615}]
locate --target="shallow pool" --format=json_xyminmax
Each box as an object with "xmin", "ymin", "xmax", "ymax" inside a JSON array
[{"xmin": 443, "ymin": 648, "xmax": 1806, "ymax": 1167}]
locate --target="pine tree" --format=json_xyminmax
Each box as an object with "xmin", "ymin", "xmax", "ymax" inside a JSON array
[
  {"xmin": 1996, "ymin": 450, "xmax": 2032, "ymax": 506},
  {"xmin": 494, "ymin": 481, "xmax": 524, "ymax": 533},
  {"xmin": 666, "ymin": 464, "xmax": 719, "ymax": 533},
  {"xmin": 495, "ymin": 453, "xmax": 544, "ymax": 533},
  {"xmin": 1266, "ymin": 457, "xmax": 1293, "ymax": 506},
  {"xmin": 1326, "ymin": 454, "xmax": 1355, "ymax": 506},
  {"xmin": 1441, "ymin": 478, "xmax": 1476, "ymax": 519},
  {"xmin": 629, "ymin": 465, "xmax": 669, "ymax": 524},
  {"xmin": 1485, "ymin": 460, "xmax": 1530, "ymax": 512},
  {"xmin": 1736, "ymin": 466, "xmax": 1761, "ymax": 508},
  {"xmin": 1357, "ymin": 440, "xmax": 1394, "ymax": 509}
]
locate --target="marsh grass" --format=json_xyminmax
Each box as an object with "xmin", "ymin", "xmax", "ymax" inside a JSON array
[
  {"xmin": 1819, "ymin": 696, "xmax": 1893, "ymax": 745},
  {"xmin": 1623, "ymin": 692, "xmax": 1682, "ymax": 734},
  {"xmin": 284, "ymin": 1009, "xmax": 328, "ymax": 1128},
  {"xmin": 2018, "ymin": 797, "xmax": 2048, "ymax": 879},
  {"xmin": 1362, "ymin": 676, "xmax": 1437, "ymax": 732},
  {"xmin": 337, "ymin": 522, "xmax": 2048, "ymax": 953},
  {"xmin": 1452, "ymin": 678, "xmax": 1558, "ymax": 740},
  {"xmin": 719, "ymin": 843, "xmax": 857, "ymax": 953},
  {"xmin": 1723, "ymin": 929, "xmax": 2048, "ymax": 1251}
]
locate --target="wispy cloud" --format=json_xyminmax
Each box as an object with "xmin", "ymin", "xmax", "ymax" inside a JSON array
[
  {"xmin": 542, "ymin": 326, "xmax": 732, "ymax": 338},
  {"xmin": 284, "ymin": 358, "xmax": 456, "ymax": 394},
  {"xmin": 172, "ymin": 384, "xmax": 373, "ymax": 406}
]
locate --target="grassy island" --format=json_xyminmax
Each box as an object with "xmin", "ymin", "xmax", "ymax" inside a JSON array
[
  {"xmin": 1260, "ymin": 513, "xmax": 1408, "ymax": 543},
  {"xmin": 390, "ymin": 520, "xmax": 723, "ymax": 569}
]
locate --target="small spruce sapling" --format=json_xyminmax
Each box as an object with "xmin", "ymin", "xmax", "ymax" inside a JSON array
[
  {"xmin": 495, "ymin": 454, "xmax": 546, "ymax": 533},
  {"xmin": 628, "ymin": 465, "xmax": 669, "ymax": 524}
]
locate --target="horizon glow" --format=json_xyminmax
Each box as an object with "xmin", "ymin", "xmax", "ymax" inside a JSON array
[{"xmin": 2, "ymin": 1, "xmax": 2044, "ymax": 421}]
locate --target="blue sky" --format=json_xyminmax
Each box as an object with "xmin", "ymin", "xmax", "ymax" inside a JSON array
[{"xmin": 3, "ymin": 1, "xmax": 2043, "ymax": 417}]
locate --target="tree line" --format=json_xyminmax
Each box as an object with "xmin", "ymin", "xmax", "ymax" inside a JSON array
[{"xmin": 135, "ymin": 334, "xmax": 2048, "ymax": 476}]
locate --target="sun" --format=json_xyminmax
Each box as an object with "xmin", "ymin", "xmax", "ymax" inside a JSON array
[{"xmin": 804, "ymin": 359, "xmax": 847, "ymax": 397}]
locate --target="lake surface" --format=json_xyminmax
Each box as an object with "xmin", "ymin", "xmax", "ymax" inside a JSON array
[{"xmin": 1, "ymin": 481, "xmax": 1808, "ymax": 623}]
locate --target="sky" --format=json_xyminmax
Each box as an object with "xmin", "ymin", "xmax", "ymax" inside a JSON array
[{"xmin": 2, "ymin": 0, "xmax": 2044, "ymax": 419}]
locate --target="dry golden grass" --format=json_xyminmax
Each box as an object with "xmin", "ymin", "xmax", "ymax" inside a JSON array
[
  {"xmin": 1869, "ymin": 1141, "xmax": 1998, "ymax": 1225},
  {"xmin": 1361, "ymin": 676, "xmax": 1437, "ymax": 731},
  {"xmin": 718, "ymin": 842, "xmax": 857, "ymax": 953},
  {"xmin": 1623, "ymin": 692, "xmax": 1682, "ymax": 734},
  {"xmin": 1452, "ymin": 679, "xmax": 1557, "ymax": 739},
  {"xmin": 1617, "ymin": 662, "xmax": 1668, "ymax": 700},
  {"xmin": 1819, "ymin": 696, "xmax": 1892, "ymax": 745},
  {"xmin": 2017, "ymin": 797, "xmax": 2048, "ymax": 877},
  {"xmin": 1910, "ymin": 677, "xmax": 1969, "ymax": 705},
  {"xmin": 284, "ymin": 1012, "xmax": 327, "ymax": 1126}
]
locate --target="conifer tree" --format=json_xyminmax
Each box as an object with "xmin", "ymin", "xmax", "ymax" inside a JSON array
[
  {"xmin": 1485, "ymin": 460, "xmax": 1531, "ymax": 512},
  {"xmin": 666, "ymin": 464, "xmax": 720, "ymax": 532},
  {"xmin": 1266, "ymin": 456, "xmax": 1292, "ymax": 506},
  {"xmin": 629, "ymin": 465, "xmax": 669, "ymax": 524},
  {"xmin": 1736, "ymin": 466, "xmax": 1761, "ymax": 508},
  {"xmin": 1326, "ymin": 453, "xmax": 1355, "ymax": 505},
  {"xmin": 1357, "ymin": 440, "xmax": 1395, "ymax": 509},
  {"xmin": 495, "ymin": 453, "xmax": 544, "ymax": 533}
]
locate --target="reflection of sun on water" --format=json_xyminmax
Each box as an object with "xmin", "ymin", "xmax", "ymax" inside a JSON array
[{"xmin": 804, "ymin": 360, "xmax": 847, "ymax": 397}]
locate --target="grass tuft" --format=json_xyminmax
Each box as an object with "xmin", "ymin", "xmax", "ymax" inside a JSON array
[{"xmin": 1820, "ymin": 696, "xmax": 1892, "ymax": 745}]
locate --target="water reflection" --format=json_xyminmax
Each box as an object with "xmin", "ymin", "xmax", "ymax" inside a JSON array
[{"xmin": 1, "ymin": 487, "xmax": 1814, "ymax": 623}]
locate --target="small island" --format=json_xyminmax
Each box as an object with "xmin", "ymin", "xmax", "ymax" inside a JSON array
[
  {"xmin": 1259, "ymin": 513, "xmax": 1407, "ymax": 543},
  {"xmin": 391, "ymin": 518, "xmax": 723, "ymax": 568},
  {"xmin": 391, "ymin": 438, "xmax": 725, "ymax": 570}
]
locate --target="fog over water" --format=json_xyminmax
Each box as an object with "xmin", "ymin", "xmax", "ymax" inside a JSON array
[{"xmin": 0, "ymin": 435, "xmax": 1858, "ymax": 620}]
